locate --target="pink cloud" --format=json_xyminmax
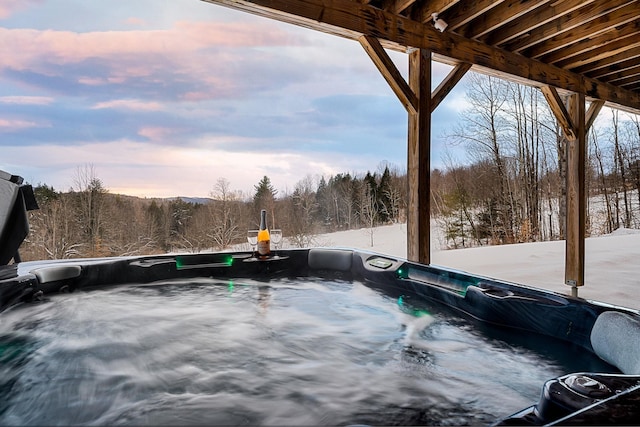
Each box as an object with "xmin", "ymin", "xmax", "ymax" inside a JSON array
[
  {"xmin": 0, "ymin": 118, "xmax": 47, "ymax": 131},
  {"xmin": 0, "ymin": 95, "xmax": 53, "ymax": 105},
  {"xmin": 91, "ymin": 99, "xmax": 164, "ymax": 111},
  {"xmin": 125, "ymin": 17, "xmax": 146, "ymax": 26},
  {"xmin": 0, "ymin": 20, "xmax": 305, "ymax": 100},
  {"xmin": 0, "ymin": 20, "xmax": 301, "ymax": 69},
  {"xmin": 174, "ymin": 21, "xmax": 299, "ymax": 47},
  {"xmin": 138, "ymin": 126, "xmax": 177, "ymax": 141},
  {"xmin": 0, "ymin": 0, "xmax": 43, "ymax": 19},
  {"xmin": 182, "ymin": 91, "xmax": 213, "ymax": 102}
]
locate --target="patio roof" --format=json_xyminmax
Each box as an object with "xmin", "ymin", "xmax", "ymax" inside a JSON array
[{"xmin": 202, "ymin": 0, "xmax": 640, "ymax": 115}]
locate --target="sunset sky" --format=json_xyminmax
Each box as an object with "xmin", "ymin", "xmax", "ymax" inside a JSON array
[{"xmin": 1, "ymin": 0, "xmax": 468, "ymax": 198}]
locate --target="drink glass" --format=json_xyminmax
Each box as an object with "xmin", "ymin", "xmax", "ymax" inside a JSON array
[
  {"xmin": 271, "ymin": 229, "xmax": 282, "ymax": 258},
  {"xmin": 247, "ymin": 229, "xmax": 259, "ymax": 258}
]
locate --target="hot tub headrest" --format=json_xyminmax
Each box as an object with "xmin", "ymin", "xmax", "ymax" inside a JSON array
[
  {"xmin": 591, "ymin": 310, "xmax": 640, "ymax": 375},
  {"xmin": 308, "ymin": 248, "xmax": 353, "ymax": 272},
  {"xmin": 31, "ymin": 265, "xmax": 82, "ymax": 284}
]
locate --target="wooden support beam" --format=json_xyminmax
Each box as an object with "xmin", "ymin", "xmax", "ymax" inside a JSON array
[
  {"xmin": 540, "ymin": 86, "xmax": 576, "ymax": 140},
  {"xmin": 358, "ymin": 35, "xmax": 418, "ymax": 114},
  {"xmin": 407, "ymin": 48, "xmax": 431, "ymax": 264},
  {"xmin": 431, "ymin": 62, "xmax": 471, "ymax": 112},
  {"xmin": 360, "ymin": 34, "xmax": 469, "ymax": 114},
  {"xmin": 565, "ymin": 92, "xmax": 586, "ymax": 296},
  {"xmin": 586, "ymin": 100, "xmax": 605, "ymax": 131},
  {"xmin": 542, "ymin": 85, "xmax": 604, "ymax": 136}
]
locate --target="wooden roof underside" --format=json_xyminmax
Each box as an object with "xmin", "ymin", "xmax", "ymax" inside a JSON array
[{"xmin": 201, "ymin": 0, "xmax": 640, "ymax": 115}]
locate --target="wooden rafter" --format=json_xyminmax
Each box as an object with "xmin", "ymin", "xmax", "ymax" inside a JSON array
[
  {"xmin": 523, "ymin": 1, "xmax": 640, "ymax": 59},
  {"xmin": 580, "ymin": 46, "xmax": 640, "ymax": 79},
  {"xmin": 604, "ymin": 65, "xmax": 640, "ymax": 83},
  {"xmin": 481, "ymin": 0, "xmax": 597, "ymax": 46},
  {"xmin": 455, "ymin": 0, "xmax": 545, "ymax": 39},
  {"xmin": 440, "ymin": 0, "xmax": 505, "ymax": 32},
  {"xmin": 412, "ymin": 0, "xmax": 460, "ymax": 23},
  {"xmin": 545, "ymin": 24, "xmax": 640, "ymax": 68},
  {"xmin": 506, "ymin": 0, "xmax": 634, "ymax": 54},
  {"xmin": 612, "ymin": 73, "xmax": 640, "ymax": 89},
  {"xmin": 388, "ymin": 0, "xmax": 416, "ymax": 14}
]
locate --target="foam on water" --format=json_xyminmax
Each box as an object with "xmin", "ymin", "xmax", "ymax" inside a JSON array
[{"xmin": 0, "ymin": 277, "xmax": 608, "ymax": 425}]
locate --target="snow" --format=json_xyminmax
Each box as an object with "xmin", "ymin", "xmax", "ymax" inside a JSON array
[{"xmin": 306, "ymin": 223, "xmax": 640, "ymax": 310}]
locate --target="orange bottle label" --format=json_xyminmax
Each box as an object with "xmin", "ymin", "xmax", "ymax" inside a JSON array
[{"xmin": 257, "ymin": 229, "xmax": 270, "ymax": 256}]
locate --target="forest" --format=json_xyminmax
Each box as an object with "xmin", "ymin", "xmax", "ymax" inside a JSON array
[{"xmin": 19, "ymin": 74, "xmax": 640, "ymax": 261}]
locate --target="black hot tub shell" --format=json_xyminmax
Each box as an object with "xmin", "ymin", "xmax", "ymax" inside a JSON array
[{"xmin": 2, "ymin": 249, "xmax": 640, "ymax": 425}]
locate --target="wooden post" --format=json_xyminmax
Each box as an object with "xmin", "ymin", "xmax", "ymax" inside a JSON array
[
  {"xmin": 565, "ymin": 92, "xmax": 586, "ymax": 297},
  {"xmin": 359, "ymin": 37, "xmax": 466, "ymax": 264},
  {"xmin": 407, "ymin": 48, "xmax": 432, "ymax": 264},
  {"xmin": 542, "ymin": 88, "xmax": 604, "ymax": 297}
]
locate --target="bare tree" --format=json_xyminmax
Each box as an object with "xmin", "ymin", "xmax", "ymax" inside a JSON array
[
  {"xmin": 357, "ymin": 176, "xmax": 378, "ymax": 246},
  {"xmin": 591, "ymin": 128, "xmax": 615, "ymax": 234},
  {"xmin": 611, "ymin": 110, "xmax": 632, "ymax": 228},
  {"xmin": 449, "ymin": 74, "xmax": 516, "ymax": 243},
  {"xmin": 72, "ymin": 164, "xmax": 108, "ymax": 256},
  {"xmin": 209, "ymin": 178, "xmax": 242, "ymax": 249},
  {"xmin": 26, "ymin": 188, "xmax": 83, "ymax": 259},
  {"xmin": 285, "ymin": 175, "xmax": 319, "ymax": 248}
]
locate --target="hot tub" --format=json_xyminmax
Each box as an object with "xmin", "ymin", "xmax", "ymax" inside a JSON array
[
  {"xmin": 2, "ymin": 171, "xmax": 640, "ymax": 425},
  {"xmin": 1, "ymin": 248, "xmax": 640, "ymax": 425}
]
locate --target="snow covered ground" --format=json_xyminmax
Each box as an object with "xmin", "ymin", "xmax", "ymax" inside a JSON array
[{"xmin": 303, "ymin": 223, "xmax": 640, "ymax": 310}]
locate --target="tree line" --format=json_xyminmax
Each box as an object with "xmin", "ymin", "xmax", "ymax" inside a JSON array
[
  {"xmin": 18, "ymin": 73, "xmax": 640, "ymax": 261},
  {"xmin": 434, "ymin": 74, "xmax": 640, "ymax": 248},
  {"xmin": 20, "ymin": 164, "xmax": 407, "ymax": 261}
]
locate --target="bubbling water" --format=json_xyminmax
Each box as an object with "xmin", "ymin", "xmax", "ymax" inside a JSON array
[{"xmin": 0, "ymin": 277, "xmax": 605, "ymax": 425}]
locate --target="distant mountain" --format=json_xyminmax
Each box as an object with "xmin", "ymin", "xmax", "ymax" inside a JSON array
[{"xmin": 165, "ymin": 196, "xmax": 214, "ymax": 205}]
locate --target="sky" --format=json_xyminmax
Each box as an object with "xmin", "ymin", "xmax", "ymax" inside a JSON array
[{"xmin": 0, "ymin": 0, "xmax": 468, "ymax": 198}]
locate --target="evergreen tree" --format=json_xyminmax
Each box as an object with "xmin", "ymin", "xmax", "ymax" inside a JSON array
[
  {"xmin": 254, "ymin": 176, "xmax": 276, "ymax": 202},
  {"xmin": 34, "ymin": 184, "xmax": 59, "ymax": 205},
  {"xmin": 378, "ymin": 166, "xmax": 393, "ymax": 223},
  {"xmin": 252, "ymin": 175, "xmax": 277, "ymax": 227},
  {"xmin": 147, "ymin": 200, "xmax": 168, "ymax": 250},
  {"xmin": 314, "ymin": 176, "xmax": 331, "ymax": 229}
]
